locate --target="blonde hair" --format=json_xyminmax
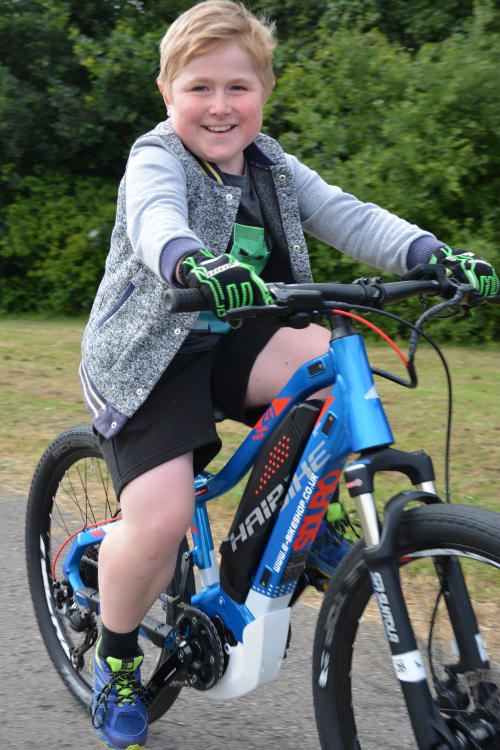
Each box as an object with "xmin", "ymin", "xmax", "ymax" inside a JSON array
[{"xmin": 157, "ymin": 0, "xmax": 276, "ymax": 98}]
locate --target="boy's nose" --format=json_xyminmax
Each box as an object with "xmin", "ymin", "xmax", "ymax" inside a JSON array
[{"xmin": 209, "ymin": 90, "xmax": 231, "ymax": 115}]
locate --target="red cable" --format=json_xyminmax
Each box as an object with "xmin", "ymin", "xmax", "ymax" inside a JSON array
[
  {"xmin": 331, "ymin": 309, "xmax": 409, "ymax": 367},
  {"xmin": 51, "ymin": 515, "xmax": 122, "ymax": 580}
]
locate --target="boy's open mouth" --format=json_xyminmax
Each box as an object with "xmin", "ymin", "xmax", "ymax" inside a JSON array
[{"xmin": 203, "ymin": 125, "xmax": 236, "ymax": 133}]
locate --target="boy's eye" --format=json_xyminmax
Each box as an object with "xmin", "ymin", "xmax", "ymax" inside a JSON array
[{"xmin": 187, "ymin": 82, "xmax": 250, "ymax": 93}]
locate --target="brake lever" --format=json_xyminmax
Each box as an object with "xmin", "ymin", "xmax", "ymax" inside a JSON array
[
  {"xmin": 458, "ymin": 286, "xmax": 500, "ymax": 309},
  {"xmin": 439, "ymin": 282, "xmax": 489, "ymax": 310},
  {"xmin": 402, "ymin": 262, "xmax": 454, "ymax": 297},
  {"xmin": 224, "ymin": 283, "xmax": 323, "ymax": 327},
  {"xmin": 267, "ymin": 283, "xmax": 324, "ymax": 307},
  {"xmin": 224, "ymin": 303, "xmax": 284, "ymax": 323},
  {"xmin": 225, "ymin": 305, "xmax": 315, "ymax": 329}
]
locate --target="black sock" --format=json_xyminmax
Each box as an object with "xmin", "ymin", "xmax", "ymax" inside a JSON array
[{"xmin": 99, "ymin": 624, "xmax": 140, "ymax": 659}]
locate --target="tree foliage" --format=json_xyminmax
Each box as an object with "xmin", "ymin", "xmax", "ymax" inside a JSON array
[
  {"xmin": 0, "ymin": 0, "xmax": 499, "ymax": 340},
  {"xmin": 318, "ymin": 0, "xmax": 476, "ymax": 51},
  {"xmin": 265, "ymin": 2, "xmax": 500, "ymax": 339}
]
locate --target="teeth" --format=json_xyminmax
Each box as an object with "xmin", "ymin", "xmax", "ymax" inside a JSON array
[{"xmin": 205, "ymin": 125, "xmax": 234, "ymax": 132}]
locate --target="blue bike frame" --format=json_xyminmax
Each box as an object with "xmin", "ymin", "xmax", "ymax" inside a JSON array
[{"xmin": 63, "ymin": 327, "xmax": 392, "ymax": 645}]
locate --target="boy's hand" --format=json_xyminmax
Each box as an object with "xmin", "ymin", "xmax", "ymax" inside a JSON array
[
  {"xmin": 178, "ymin": 249, "xmax": 273, "ymax": 318},
  {"xmin": 430, "ymin": 245, "xmax": 499, "ymax": 298}
]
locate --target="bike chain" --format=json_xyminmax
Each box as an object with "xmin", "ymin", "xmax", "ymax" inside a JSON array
[{"xmin": 169, "ymin": 606, "xmax": 225, "ymax": 690}]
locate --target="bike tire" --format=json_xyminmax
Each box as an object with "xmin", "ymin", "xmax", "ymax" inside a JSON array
[
  {"xmin": 312, "ymin": 502, "xmax": 500, "ymax": 749},
  {"xmin": 25, "ymin": 423, "xmax": 194, "ymax": 724}
]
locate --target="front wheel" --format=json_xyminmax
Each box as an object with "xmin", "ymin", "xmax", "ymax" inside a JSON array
[
  {"xmin": 25, "ymin": 424, "xmax": 194, "ymax": 723},
  {"xmin": 312, "ymin": 503, "xmax": 500, "ymax": 749}
]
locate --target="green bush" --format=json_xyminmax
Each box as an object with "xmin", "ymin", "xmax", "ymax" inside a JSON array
[
  {"xmin": 0, "ymin": 171, "xmax": 115, "ymax": 314},
  {"xmin": 264, "ymin": 4, "xmax": 500, "ymax": 341}
]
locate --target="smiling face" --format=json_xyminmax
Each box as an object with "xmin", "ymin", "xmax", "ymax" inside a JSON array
[{"xmin": 163, "ymin": 42, "xmax": 268, "ymax": 175}]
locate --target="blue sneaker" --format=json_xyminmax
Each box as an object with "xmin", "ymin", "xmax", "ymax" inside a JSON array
[
  {"xmin": 305, "ymin": 503, "xmax": 354, "ymax": 590},
  {"xmin": 91, "ymin": 639, "xmax": 149, "ymax": 750}
]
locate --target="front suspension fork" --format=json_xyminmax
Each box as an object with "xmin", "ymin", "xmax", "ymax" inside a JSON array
[{"xmin": 345, "ymin": 449, "xmax": 488, "ymax": 749}]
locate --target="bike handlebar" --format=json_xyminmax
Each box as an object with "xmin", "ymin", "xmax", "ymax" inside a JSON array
[
  {"xmin": 165, "ymin": 286, "xmax": 208, "ymax": 313},
  {"xmin": 164, "ymin": 278, "xmax": 440, "ymax": 314},
  {"xmin": 165, "ymin": 271, "xmax": 500, "ymax": 319}
]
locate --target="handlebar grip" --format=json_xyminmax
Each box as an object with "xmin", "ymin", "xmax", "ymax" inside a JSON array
[{"xmin": 165, "ymin": 287, "xmax": 207, "ymax": 313}]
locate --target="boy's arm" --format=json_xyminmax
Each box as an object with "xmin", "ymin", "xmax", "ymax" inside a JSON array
[
  {"xmin": 287, "ymin": 154, "xmax": 438, "ymax": 276},
  {"xmin": 289, "ymin": 155, "xmax": 498, "ymax": 297},
  {"xmin": 125, "ymin": 135, "xmax": 204, "ymax": 281}
]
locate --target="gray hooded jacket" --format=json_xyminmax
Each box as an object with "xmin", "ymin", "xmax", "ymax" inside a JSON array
[{"xmin": 80, "ymin": 120, "xmax": 430, "ymax": 438}]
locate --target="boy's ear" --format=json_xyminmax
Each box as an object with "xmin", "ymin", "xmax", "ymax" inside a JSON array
[
  {"xmin": 266, "ymin": 77, "xmax": 276, "ymax": 100},
  {"xmin": 261, "ymin": 78, "xmax": 275, "ymax": 106},
  {"xmin": 157, "ymin": 81, "xmax": 171, "ymax": 113}
]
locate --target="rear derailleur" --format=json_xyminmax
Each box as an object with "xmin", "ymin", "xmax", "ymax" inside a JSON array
[{"xmin": 53, "ymin": 577, "xmax": 98, "ymax": 670}]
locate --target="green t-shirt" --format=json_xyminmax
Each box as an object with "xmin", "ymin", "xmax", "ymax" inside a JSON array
[{"xmin": 181, "ymin": 167, "xmax": 278, "ymax": 351}]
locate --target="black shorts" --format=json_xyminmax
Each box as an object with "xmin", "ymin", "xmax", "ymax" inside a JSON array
[{"xmin": 99, "ymin": 322, "xmax": 280, "ymax": 497}]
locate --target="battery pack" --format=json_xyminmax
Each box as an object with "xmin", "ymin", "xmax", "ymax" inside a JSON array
[{"xmin": 219, "ymin": 400, "xmax": 321, "ymax": 603}]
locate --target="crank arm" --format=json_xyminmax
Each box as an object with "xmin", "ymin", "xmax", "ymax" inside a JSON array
[{"xmin": 146, "ymin": 640, "xmax": 193, "ymax": 699}]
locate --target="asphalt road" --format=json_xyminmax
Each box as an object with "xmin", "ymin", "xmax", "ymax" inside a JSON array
[{"xmin": 3, "ymin": 488, "xmax": 415, "ymax": 749}]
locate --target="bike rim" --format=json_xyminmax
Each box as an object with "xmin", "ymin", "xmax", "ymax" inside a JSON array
[
  {"xmin": 347, "ymin": 549, "xmax": 500, "ymax": 748},
  {"xmin": 37, "ymin": 450, "xmax": 172, "ymax": 698}
]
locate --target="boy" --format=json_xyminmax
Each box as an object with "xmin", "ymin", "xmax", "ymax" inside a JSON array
[{"xmin": 80, "ymin": 2, "xmax": 498, "ymax": 747}]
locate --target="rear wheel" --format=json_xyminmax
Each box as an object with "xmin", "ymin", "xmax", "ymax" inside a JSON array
[
  {"xmin": 25, "ymin": 423, "xmax": 194, "ymax": 722},
  {"xmin": 312, "ymin": 503, "xmax": 500, "ymax": 749}
]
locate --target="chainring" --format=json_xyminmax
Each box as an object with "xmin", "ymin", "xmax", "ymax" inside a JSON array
[{"xmin": 174, "ymin": 607, "xmax": 225, "ymax": 690}]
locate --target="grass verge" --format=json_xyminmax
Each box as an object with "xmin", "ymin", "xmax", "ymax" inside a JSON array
[{"xmin": 2, "ymin": 316, "xmax": 498, "ymax": 508}]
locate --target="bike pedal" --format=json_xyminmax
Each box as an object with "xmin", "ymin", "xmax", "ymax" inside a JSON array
[
  {"xmin": 315, "ymin": 578, "xmax": 329, "ymax": 593},
  {"xmin": 304, "ymin": 568, "xmax": 330, "ymax": 592}
]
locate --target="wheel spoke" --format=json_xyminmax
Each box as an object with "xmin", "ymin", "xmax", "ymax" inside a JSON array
[
  {"xmin": 26, "ymin": 425, "xmax": 189, "ymax": 721},
  {"xmin": 312, "ymin": 504, "xmax": 500, "ymax": 749}
]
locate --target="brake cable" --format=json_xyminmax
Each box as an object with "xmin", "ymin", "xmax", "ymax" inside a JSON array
[
  {"xmin": 331, "ymin": 309, "xmax": 409, "ymax": 367},
  {"xmin": 335, "ymin": 289, "xmax": 493, "ymax": 741},
  {"xmin": 327, "ymin": 289, "xmax": 469, "ymax": 505}
]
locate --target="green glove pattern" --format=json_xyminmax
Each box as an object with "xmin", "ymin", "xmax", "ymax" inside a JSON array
[
  {"xmin": 430, "ymin": 245, "xmax": 499, "ymax": 298},
  {"xmin": 178, "ymin": 249, "xmax": 273, "ymax": 319}
]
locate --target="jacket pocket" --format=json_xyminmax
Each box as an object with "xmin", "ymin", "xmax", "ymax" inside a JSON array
[{"xmin": 97, "ymin": 282, "xmax": 135, "ymax": 329}]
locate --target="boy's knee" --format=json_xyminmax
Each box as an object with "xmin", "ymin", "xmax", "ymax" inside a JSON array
[
  {"xmin": 125, "ymin": 502, "xmax": 192, "ymax": 556},
  {"xmin": 120, "ymin": 458, "xmax": 195, "ymax": 540}
]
